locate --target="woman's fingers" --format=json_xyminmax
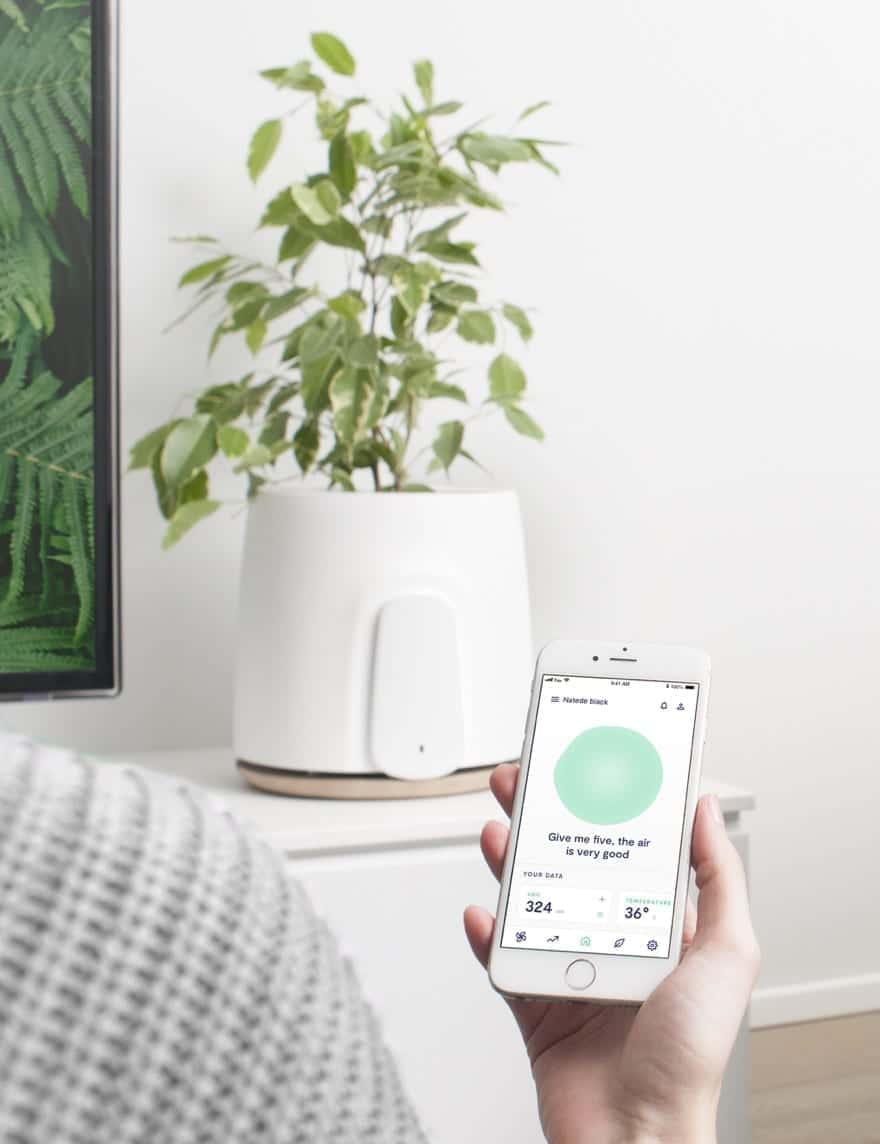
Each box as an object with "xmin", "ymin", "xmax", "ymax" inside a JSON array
[
  {"xmin": 489, "ymin": 763, "xmax": 519, "ymax": 819},
  {"xmin": 463, "ymin": 905, "xmax": 495, "ymax": 969},
  {"xmin": 682, "ymin": 897, "xmax": 697, "ymax": 950},
  {"xmin": 691, "ymin": 795, "xmax": 761, "ymax": 974},
  {"xmin": 480, "ymin": 819, "xmax": 509, "ymax": 882}
]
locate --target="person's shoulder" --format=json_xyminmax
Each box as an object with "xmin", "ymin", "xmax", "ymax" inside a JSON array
[{"xmin": 0, "ymin": 732, "xmax": 243, "ymax": 857}]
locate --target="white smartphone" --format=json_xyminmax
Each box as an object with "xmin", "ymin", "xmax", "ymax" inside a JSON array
[{"xmin": 489, "ymin": 640, "xmax": 711, "ymax": 1005}]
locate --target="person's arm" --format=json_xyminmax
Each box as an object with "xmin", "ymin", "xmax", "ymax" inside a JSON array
[
  {"xmin": 0, "ymin": 733, "xmax": 427, "ymax": 1144},
  {"xmin": 464, "ymin": 765, "xmax": 760, "ymax": 1144}
]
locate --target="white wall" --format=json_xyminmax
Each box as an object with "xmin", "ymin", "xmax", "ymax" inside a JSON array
[{"xmin": 5, "ymin": 0, "xmax": 880, "ymax": 1023}]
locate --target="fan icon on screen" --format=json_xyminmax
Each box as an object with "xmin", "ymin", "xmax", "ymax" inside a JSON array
[{"xmin": 515, "ymin": 931, "xmax": 527, "ymax": 943}]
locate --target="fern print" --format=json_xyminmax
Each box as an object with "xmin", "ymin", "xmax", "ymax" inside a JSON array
[
  {"xmin": 0, "ymin": 341, "xmax": 94, "ymax": 667},
  {"xmin": 0, "ymin": 0, "xmax": 96, "ymax": 676},
  {"xmin": 0, "ymin": 3, "xmax": 90, "ymax": 232}
]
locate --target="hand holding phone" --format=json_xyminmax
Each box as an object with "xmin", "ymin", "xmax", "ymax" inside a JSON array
[
  {"xmin": 490, "ymin": 641, "xmax": 712, "ymax": 1002},
  {"xmin": 464, "ymin": 768, "xmax": 760, "ymax": 1144}
]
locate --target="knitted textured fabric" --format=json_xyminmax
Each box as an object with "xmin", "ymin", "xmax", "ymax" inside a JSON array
[{"xmin": 0, "ymin": 734, "xmax": 427, "ymax": 1144}]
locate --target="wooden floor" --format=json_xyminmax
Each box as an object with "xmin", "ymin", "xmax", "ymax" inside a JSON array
[{"xmin": 752, "ymin": 1011, "xmax": 880, "ymax": 1143}]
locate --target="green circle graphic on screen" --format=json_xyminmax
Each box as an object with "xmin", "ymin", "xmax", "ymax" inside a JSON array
[{"xmin": 554, "ymin": 726, "xmax": 663, "ymax": 824}]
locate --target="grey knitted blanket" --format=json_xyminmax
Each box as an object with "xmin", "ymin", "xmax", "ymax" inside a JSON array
[{"xmin": 0, "ymin": 733, "xmax": 427, "ymax": 1144}]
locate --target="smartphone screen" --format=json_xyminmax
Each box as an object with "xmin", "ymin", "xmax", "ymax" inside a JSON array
[{"xmin": 499, "ymin": 674, "xmax": 700, "ymax": 959}]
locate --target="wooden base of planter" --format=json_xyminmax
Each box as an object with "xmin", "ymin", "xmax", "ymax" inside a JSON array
[{"xmin": 237, "ymin": 760, "xmax": 501, "ymax": 800}]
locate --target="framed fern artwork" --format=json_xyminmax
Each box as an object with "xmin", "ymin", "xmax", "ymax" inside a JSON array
[{"xmin": 0, "ymin": 0, "xmax": 119, "ymax": 698}]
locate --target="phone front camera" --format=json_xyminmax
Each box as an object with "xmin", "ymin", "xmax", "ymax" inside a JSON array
[{"xmin": 592, "ymin": 655, "xmax": 599, "ymax": 661}]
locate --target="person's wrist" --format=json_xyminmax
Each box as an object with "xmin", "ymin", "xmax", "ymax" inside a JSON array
[{"xmin": 609, "ymin": 1096, "xmax": 718, "ymax": 1144}]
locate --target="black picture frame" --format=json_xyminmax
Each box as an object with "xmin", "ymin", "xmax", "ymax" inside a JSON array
[{"xmin": 0, "ymin": 0, "xmax": 120, "ymax": 701}]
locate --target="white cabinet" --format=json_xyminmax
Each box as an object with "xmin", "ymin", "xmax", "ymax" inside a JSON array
[
  {"xmin": 295, "ymin": 845, "xmax": 543, "ymax": 1143},
  {"xmin": 125, "ymin": 750, "xmax": 755, "ymax": 1144}
]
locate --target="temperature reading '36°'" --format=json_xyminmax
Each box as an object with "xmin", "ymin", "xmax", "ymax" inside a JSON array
[{"xmin": 524, "ymin": 899, "xmax": 553, "ymax": 913}]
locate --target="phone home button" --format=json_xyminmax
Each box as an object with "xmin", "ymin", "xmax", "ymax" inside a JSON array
[{"xmin": 564, "ymin": 959, "xmax": 596, "ymax": 991}]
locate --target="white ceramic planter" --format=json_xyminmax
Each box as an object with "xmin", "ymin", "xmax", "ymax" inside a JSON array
[{"xmin": 234, "ymin": 488, "xmax": 533, "ymax": 785}]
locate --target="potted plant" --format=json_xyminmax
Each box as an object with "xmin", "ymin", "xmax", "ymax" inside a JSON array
[{"xmin": 131, "ymin": 32, "xmax": 561, "ymax": 795}]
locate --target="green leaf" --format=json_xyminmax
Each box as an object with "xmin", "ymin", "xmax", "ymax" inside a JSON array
[
  {"xmin": 393, "ymin": 268, "xmax": 428, "ymax": 315},
  {"xmin": 460, "ymin": 133, "xmax": 533, "ymax": 165},
  {"xmin": 0, "ymin": 0, "xmax": 28, "ymax": 31},
  {"xmin": 129, "ymin": 422, "xmax": 178, "ymax": 471},
  {"xmin": 311, "ymin": 32, "xmax": 356, "ymax": 76},
  {"xmin": 524, "ymin": 140, "xmax": 561, "ymax": 175},
  {"xmin": 346, "ymin": 333, "xmax": 379, "ymax": 367},
  {"xmin": 314, "ymin": 216, "xmax": 365, "ymax": 252},
  {"xmin": 264, "ymin": 286, "xmax": 311, "ymax": 320},
  {"xmin": 329, "ymin": 133, "xmax": 356, "ymax": 199},
  {"xmin": 179, "ymin": 255, "xmax": 231, "ymax": 287},
  {"xmin": 315, "ymin": 178, "xmax": 342, "ymax": 217},
  {"xmin": 245, "ymin": 317, "xmax": 268, "ymax": 355},
  {"xmin": 518, "ymin": 100, "xmax": 551, "ymax": 122},
  {"xmin": 502, "ymin": 302, "xmax": 534, "ymax": 342},
  {"xmin": 424, "ymin": 101, "xmax": 463, "ymax": 117},
  {"xmin": 233, "ymin": 444, "xmax": 273, "ymax": 472},
  {"xmin": 429, "ymin": 381, "xmax": 468, "ymax": 403},
  {"xmin": 278, "ymin": 227, "xmax": 315, "ymax": 262},
  {"xmin": 180, "ymin": 469, "xmax": 209, "ymax": 504},
  {"xmin": 261, "ymin": 60, "xmax": 324, "ymax": 93},
  {"xmin": 488, "ymin": 354, "xmax": 527, "ymax": 404},
  {"xmin": 364, "ymin": 368, "xmax": 390, "ymax": 427},
  {"xmin": 195, "ymin": 382, "xmax": 246, "ymax": 421},
  {"xmin": 172, "ymin": 234, "xmax": 219, "ymax": 245},
  {"xmin": 150, "ymin": 453, "xmax": 175, "ymax": 520},
  {"xmin": 330, "ymin": 467, "xmax": 355, "ymax": 491},
  {"xmin": 226, "ymin": 281, "xmax": 269, "ymax": 306},
  {"xmin": 231, "ymin": 299, "xmax": 266, "ymax": 330},
  {"xmin": 402, "ymin": 483, "xmax": 433, "ymax": 492},
  {"xmin": 300, "ymin": 316, "xmax": 342, "ymax": 363},
  {"xmin": 411, "ymin": 213, "xmax": 466, "ymax": 253},
  {"xmin": 456, "ymin": 309, "xmax": 496, "ymax": 345},
  {"xmin": 217, "ymin": 425, "xmax": 249, "ymax": 458},
  {"xmin": 266, "ymin": 383, "xmax": 300, "ymax": 415},
  {"xmin": 413, "ymin": 59, "xmax": 434, "ymax": 105},
  {"xmin": 242, "ymin": 379, "xmax": 276, "ymax": 416},
  {"xmin": 363, "ymin": 213, "xmax": 392, "ymax": 237},
  {"xmin": 300, "ymin": 355, "xmax": 339, "ymax": 414},
  {"xmin": 160, "ymin": 416, "xmax": 217, "ymax": 487},
  {"xmin": 374, "ymin": 254, "xmax": 411, "ymax": 279},
  {"xmin": 247, "ymin": 119, "xmax": 282, "ymax": 181},
  {"xmin": 330, "ymin": 366, "xmax": 371, "ymax": 444},
  {"xmin": 208, "ymin": 322, "xmax": 231, "ymax": 358},
  {"xmin": 505, "ymin": 406, "xmax": 544, "ymax": 440},
  {"xmin": 162, "ymin": 500, "xmax": 220, "ymax": 550},
  {"xmin": 432, "ymin": 281, "xmax": 478, "ymax": 306},
  {"xmin": 426, "ymin": 304, "xmax": 456, "ymax": 333},
  {"xmin": 259, "ymin": 411, "xmax": 290, "ymax": 448},
  {"xmin": 420, "ymin": 240, "xmax": 479, "ymax": 267},
  {"xmin": 293, "ymin": 418, "xmax": 320, "ymax": 473},
  {"xmin": 247, "ymin": 473, "xmax": 267, "ymax": 499},
  {"xmin": 290, "ymin": 182, "xmax": 334, "ymax": 226},
  {"xmin": 328, "ymin": 290, "xmax": 366, "ymax": 319},
  {"xmin": 390, "ymin": 295, "xmax": 409, "ymax": 338},
  {"xmin": 431, "ymin": 420, "xmax": 464, "ymax": 472},
  {"xmin": 261, "ymin": 188, "xmax": 300, "ymax": 228},
  {"xmin": 349, "ymin": 130, "xmax": 376, "ymax": 165}
]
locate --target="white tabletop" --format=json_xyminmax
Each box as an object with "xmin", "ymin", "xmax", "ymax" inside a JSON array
[{"xmin": 110, "ymin": 747, "xmax": 756, "ymax": 858}]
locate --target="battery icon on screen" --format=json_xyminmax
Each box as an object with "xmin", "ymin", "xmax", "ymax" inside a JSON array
[{"xmin": 685, "ymin": 685, "xmax": 695, "ymax": 690}]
